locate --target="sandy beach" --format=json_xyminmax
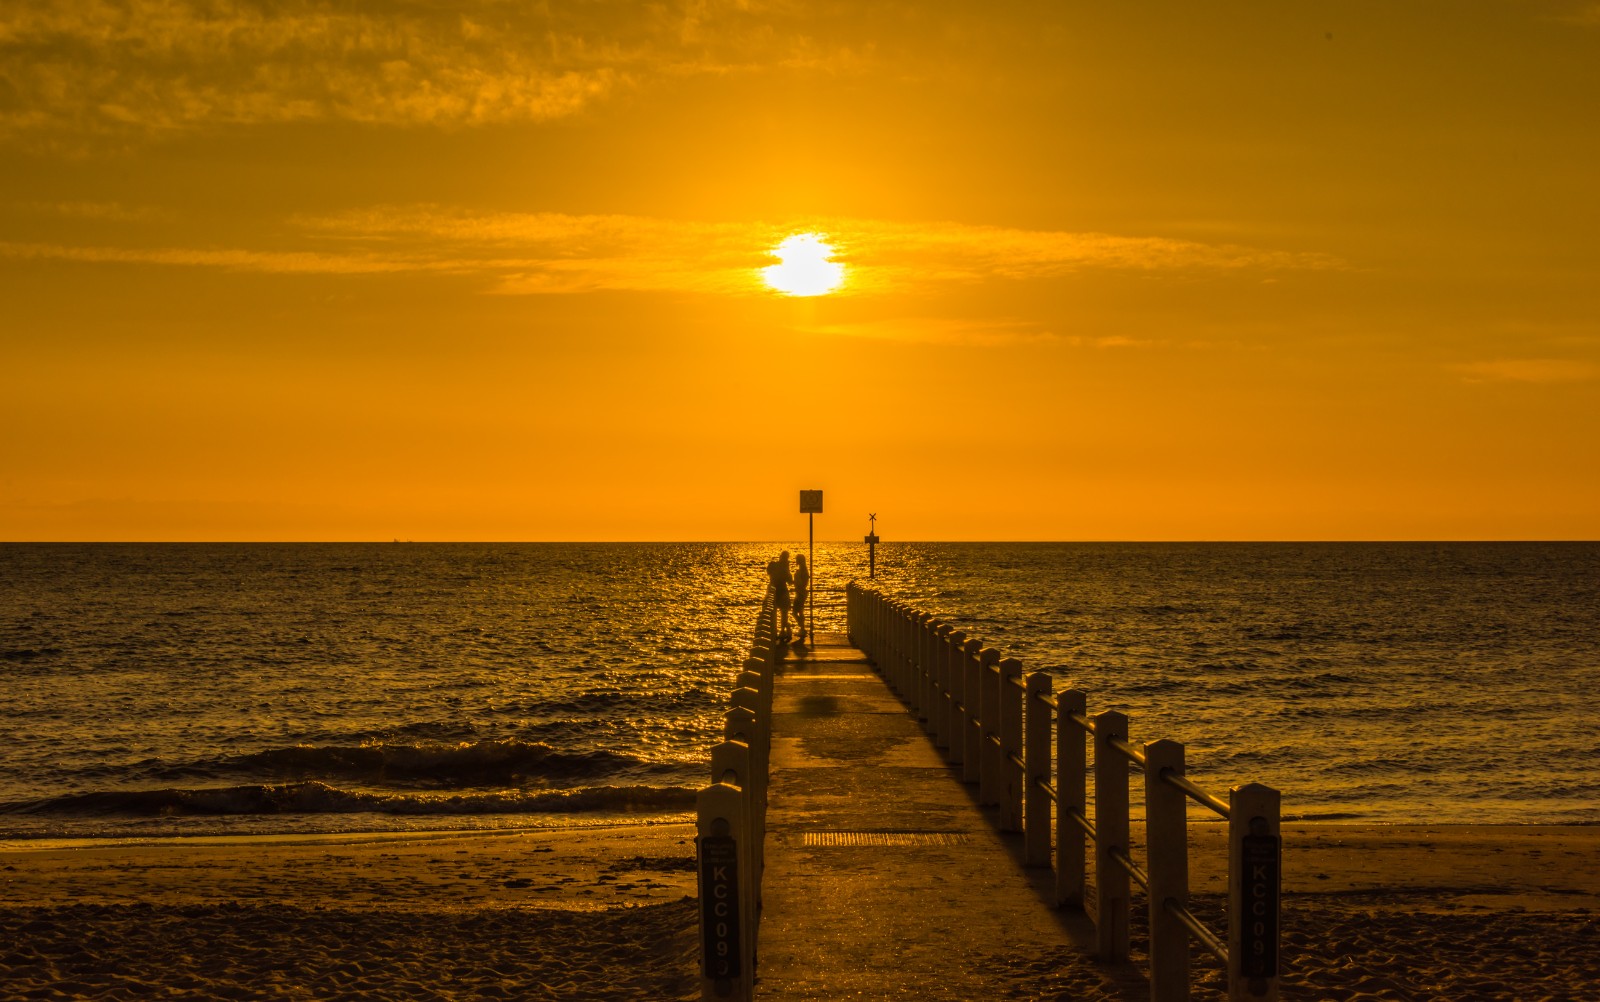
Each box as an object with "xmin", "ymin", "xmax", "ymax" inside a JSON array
[
  {"xmin": 1189, "ymin": 824, "xmax": 1600, "ymax": 1002},
  {"xmin": 1, "ymin": 822, "xmax": 1596, "ymax": 1000},
  {"xmin": 0, "ymin": 823, "xmax": 704, "ymax": 1001}
]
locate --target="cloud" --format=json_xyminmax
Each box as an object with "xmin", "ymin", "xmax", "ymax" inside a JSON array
[
  {"xmin": 1554, "ymin": 2, "xmax": 1600, "ymax": 27},
  {"xmin": 795, "ymin": 319, "xmax": 1156, "ymax": 347},
  {"xmin": 1, "ymin": 205, "xmax": 1343, "ymax": 296},
  {"xmin": 797, "ymin": 317, "xmax": 1062, "ymax": 346},
  {"xmin": 0, "ymin": 0, "xmax": 861, "ymax": 142},
  {"xmin": 0, "ymin": 1, "xmax": 626, "ymax": 137},
  {"xmin": 298, "ymin": 206, "xmax": 1344, "ymax": 295},
  {"xmin": 832, "ymin": 220, "xmax": 1342, "ymax": 287},
  {"xmin": 15, "ymin": 201, "xmax": 172, "ymax": 222},
  {"xmin": 0, "ymin": 240, "xmax": 423, "ymax": 275},
  {"xmin": 1453, "ymin": 358, "xmax": 1600, "ymax": 384}
]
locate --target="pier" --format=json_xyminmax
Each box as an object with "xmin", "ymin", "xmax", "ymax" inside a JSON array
[
  {"xmin": 696, "ymin": 581, "xmax": 1282, "ymax": 1002},
  {"xmin": 756, "ymin": 630, "xmax": 1115, "ymax": 1000}
]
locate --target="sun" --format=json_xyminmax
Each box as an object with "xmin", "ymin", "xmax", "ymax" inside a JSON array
[{"xmin": 762, "ymin": 233, "xmax": 845, "ymax": 296}]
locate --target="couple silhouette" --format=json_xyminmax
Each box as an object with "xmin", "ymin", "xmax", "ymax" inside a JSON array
[{"xmin": 766, "ymin": 550, "xmax": 810, "ymax": 643}]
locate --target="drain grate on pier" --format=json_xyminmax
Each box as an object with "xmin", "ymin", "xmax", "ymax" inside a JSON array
[{"xmin": 801, "ymin": 830, "xmax": 971, "ymax": 847}]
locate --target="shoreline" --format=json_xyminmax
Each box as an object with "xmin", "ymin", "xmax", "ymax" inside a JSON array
[
  {"xmin": 0, "ymin": 815, "xmax": 699, "ymax": 854},
  {"xmin": 5, "ymin": 820, "xmax": 1597, "ymax": 916},
  {"xmin": 2, "ymin": 822, "xmax": 1597, "ymax": 999}
]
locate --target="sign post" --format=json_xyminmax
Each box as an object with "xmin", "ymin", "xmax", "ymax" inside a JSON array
[
  {"xmin": 696, "ymin": 782, "xmax": 751, "ymax": 1000},
  {"xmin": 865, "ymin": 512, "xmax": 880, "ymax": 579},
  {"xmin": 1228, "ymin": 783, "xmax": 1281, "ymax": 1002},
  {"xmin": 799, "ymin": 490, "xmax": 822, "ymax": 644}
]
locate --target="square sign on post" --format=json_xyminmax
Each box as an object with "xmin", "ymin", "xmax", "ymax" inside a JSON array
[{"xmin": 799, "ymin": 490, "xmax": 823, "ymax": 513}]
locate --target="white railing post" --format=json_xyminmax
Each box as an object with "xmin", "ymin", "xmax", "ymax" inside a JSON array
[
  {"xmin": 908, "ymin": 605, "xmax": 921, "ymax": 697},
  {"xmin": 945, "ymin": 629, "xmax": 966, "ymax": 767},
  {"xmin": 1024, "ymin": 671, "xmax": 1053, "ymax": 866},
  {"xmin": 999, "ymin": 657, "xmax": 1024, "ymax": 832},
  {"xmin": 936, "ymin": 625, "xmax": 958, "ymax": 754},
  {"xmin": 936, "ymin": 623, "xmax": 954, "ymax": 751},
  {"xmin": 962, "ymin": 639, "xmax": 984, "ymax": 784},
  {"xmin": 729, "ymin": 687, "xmax": 768, "ymax": 865},
  {"xmin": 885, "ymin": 601, "xmax": 900, "ymax": 691},
  {"xmin": 1093, "ymin": 708, "xmax": 1131, "ymax": 963},
  {"xmin": 905, "ymin": 606, "xmax": 919, "ymax": 700},
  {"xmin": 869, "ymin": 586, "xmax": 876, "ymax": 646},
  {"xmin": 1228, "ymin": 783, "xmax": 1282, "ymax": 1002},
  {"xmin": 710, "ymin": 738, "xmax": 758, "ymax": 909},
  {"xmin": 911, "ymin": 612, "xmax": 929, "ymax": 721},
  {"xmin": 1145, "ymin": 738, "xmax": 1191, "ymax": 1002},
  {"xmin": 929, "ymin": 621, "xmax": 951, "ymax": 742},
  {"xmin": 896, "ymin": 601, "xmax": 908, "ymax": 694},
  {"xmin": 697, "ymin": 781, "xmax": 753, "ymax": 1001},
  {"xmin": 732, "ymin": 681, "xmax": 767, "ymax": 771},
  {"xmin": 844, "ymin": 582, "xmax": 854, "ymax": 642},
  {"xmin": 910, "ymin": 609, "xmax": 926, "ymax": 708},
  {"xmin": 1056, "ymin": 685, "xmax": 1094, "ymax": 902},
  {"xmin": 861, "ymin": 586, "xmax": 874, "ymax": 657},
  {"xmin": 750, "ymin": 631, "xmax": 775, "ymax": 672},
  {"xmin": 740, "ymin": 659, "xmax": 772, "ymax": 721},
  {"xmin": 977, "ymin": 647, "xmax": 1000, "ymax": 805},
  {"xmin": 1057, "ymin": 688, "xmax": 1088, "ymax": 908},
  {"xmin": 876, "ymin": 590, "xmax": 886, "ymax": 664}
]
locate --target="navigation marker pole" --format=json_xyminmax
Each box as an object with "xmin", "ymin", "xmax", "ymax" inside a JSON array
[{"xmin": 865, "ymin": 513, "xmax": 880, "ymax": 579}]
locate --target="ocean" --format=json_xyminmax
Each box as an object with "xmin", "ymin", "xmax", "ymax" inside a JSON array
[{"xmin": 1, "ymin": 542, "xmax": 1595, "ymax": 840}]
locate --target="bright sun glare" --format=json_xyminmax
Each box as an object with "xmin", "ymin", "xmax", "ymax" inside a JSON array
[{"xmin": 762, "ymin": 233, "xmax": 845, "ymax": 296}]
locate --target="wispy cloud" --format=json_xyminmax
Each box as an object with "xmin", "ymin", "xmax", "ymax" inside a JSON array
[
  {"xmin": 1554, "ymin": 2, "xmax": 1600, "ymax": 27},
  {"xmin": 1453, "ymin": 358, "xmax": 1599, "ymax": 384},
  {"xmin": 0, "ymin": 0, "xmax": 858, "ymax": 142},
  {"xmin": 299, "ymin": 206, "xmax": 1345, "ymax": 294},
  {"xmin": 1, "ymin": 206, "xmax": 1343, "ymax": 295},
  {"xmin": 797, "ymin": 317, "xmax": 1062, "ymax": 346},
  {"xmin": 796, "ymin": 319, "xmax": 1158, "ymax": 347},
  {"xmin": 832, "ymin": 220, "xmax": 1342, "ymax": 287},
  {"xmin": 0, "ymin": 240, "xmax": 423, "ymax": 275},
  {"xmin": 15, "ymin": 201, "xmax": 172, "ymax": 223}
]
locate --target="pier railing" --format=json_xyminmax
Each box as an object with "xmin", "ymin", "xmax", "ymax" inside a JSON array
[
  {"xmin": 847, "ymin": 582, "xmax": 1282, "ymax": 1002},
  {"xmin": 695, "ymin": 582, "xmax": 779, "ymax": 1002}
]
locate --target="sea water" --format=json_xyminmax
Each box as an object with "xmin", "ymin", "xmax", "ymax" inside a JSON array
[{"xmin": 1, "ymin": 542, "xmax": 1595, "ymax": 838}]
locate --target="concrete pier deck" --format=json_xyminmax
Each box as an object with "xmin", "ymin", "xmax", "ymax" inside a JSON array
[{"xmin": 755, "ymin": 631, "xmax": 1140, "ymax": 1001}]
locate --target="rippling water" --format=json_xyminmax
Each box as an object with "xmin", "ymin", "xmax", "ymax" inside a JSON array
[
  {"xmin": 1, "ymin": 542, "xmax": 1594, "ymax": 836},
  {"xmin": 878, "ymin": 542, "xmax": 1600, "ymax": 826}
]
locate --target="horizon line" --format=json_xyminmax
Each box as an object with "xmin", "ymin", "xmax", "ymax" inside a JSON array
[{"xmin": 3, "ymin": 539, "xmax": 1595, "ymax": 546}]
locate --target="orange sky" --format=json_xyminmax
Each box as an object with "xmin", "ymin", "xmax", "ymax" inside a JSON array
[{"xmin": 3, "ymin": 1, "xmax": 1597, "ymax": 541}]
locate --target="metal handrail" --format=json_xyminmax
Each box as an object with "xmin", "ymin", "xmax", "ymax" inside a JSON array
[
  {"xmin": 843, "ymin": 582, "xmax": 1280, "ymax": 1000},
  {"xmin": 1167, "ymin": 898, "xmax": 1228, "ymax": 965},
  {"xmin": 1067, "ymin": 805, "xmax": 1095, "ymax": 839},
  {"xmin": 1109, "ymin": 847, "xmax": 1149, "ymax": 892},
  {"xmin": 1160, "ymin": 767, "xmax": 1231, "ymax": 819},
  {"xmin": 1107, "ymin": 733, "xmax": 1147, "ymax": 768}
]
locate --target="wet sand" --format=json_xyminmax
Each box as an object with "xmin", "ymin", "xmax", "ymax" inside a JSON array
[{"xmin": 0, "ymin": 822, "xmax": 1596, "ymax": 1000}]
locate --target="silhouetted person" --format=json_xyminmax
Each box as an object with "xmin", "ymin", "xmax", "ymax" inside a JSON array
[
  {"xmin": 792, "ymin": 553, "xmax": 810, "ymax": 643},
  {"xmin": 767, "ymin": 551, "xmax": 793, "ymax": 640}
]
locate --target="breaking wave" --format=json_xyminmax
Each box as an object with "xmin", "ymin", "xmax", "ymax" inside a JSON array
[
  {"xmin": 1, "ymin": 782, "xmax": 697, "ymax": 818},
  {"xmin": 144, "ymin": 739, "xmax": 685, "ymax": 789}
]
